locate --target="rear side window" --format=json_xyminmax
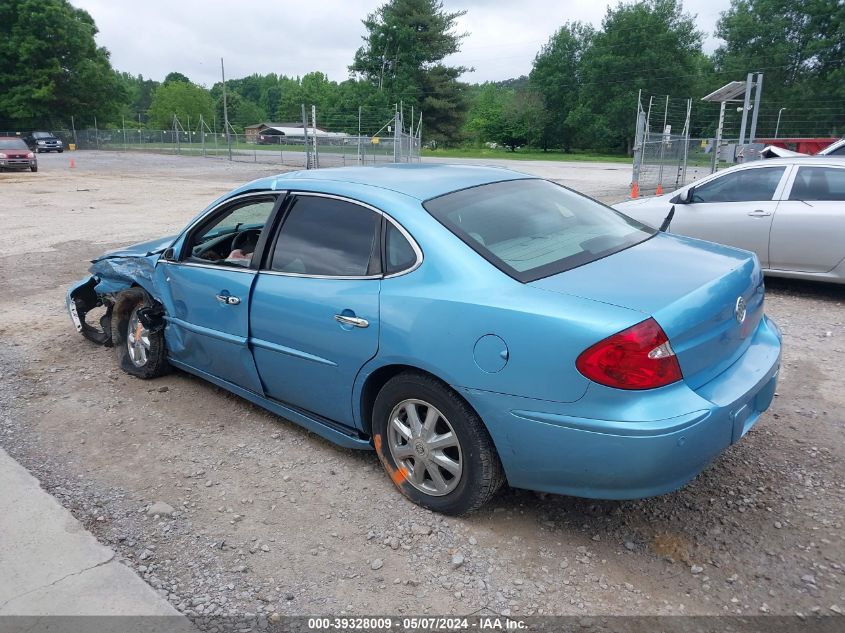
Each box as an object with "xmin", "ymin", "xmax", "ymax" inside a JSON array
[
  {"xmin": 424, "ymin": 179, "xmax": 654, "ymax": 282},
  {"xmin": 789, "ymin": 167, "xmax": 845, "ymax": 201},
  {"xmin": 270, "ymin": 196, "xmax": 379, "ymax": 277},
  {"xmin": 692, "ymin": 167, "xmax": 786, "ymax": 203},
  {"xmin": 385, "ymin": 223, "xmax": 417, "ymax": 275}
]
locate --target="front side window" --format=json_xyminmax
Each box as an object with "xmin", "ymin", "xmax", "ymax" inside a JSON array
[
  {"xmin": 186, "ymin": 197, "xmax": 277, "ymax": 267},
  {"xmin": 691, "ymin": 167, "xmax": 786, "ymax": 203},
  {"xmin": 789, "ymin": 167, "xmax": 845, "ymax": 201},
  {"xmin": 270, "ymin": 196, "xmax": 379, "ymax": 277},
  {"xmin": 424, "ymin": 179, "xmax": 654, "ymax": 282}
]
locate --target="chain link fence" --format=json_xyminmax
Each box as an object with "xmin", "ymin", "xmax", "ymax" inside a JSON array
[{"xmin": 2, "ymin": 105, "xmax": 421, "ymax": 169}]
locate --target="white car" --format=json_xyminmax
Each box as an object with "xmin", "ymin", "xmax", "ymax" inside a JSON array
[{"xmin": 614, "ymin": 157, "xmax": 845, "ymax": 284}]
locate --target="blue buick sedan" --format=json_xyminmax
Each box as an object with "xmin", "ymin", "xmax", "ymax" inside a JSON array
[{"xmin": 67, "ymin": 165, "xmax": 781, "ymax": 514}]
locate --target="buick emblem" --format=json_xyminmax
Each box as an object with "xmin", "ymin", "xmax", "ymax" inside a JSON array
[{"xmin": 735, "ymin": 296, "xmax": 747, "ymax": 324}]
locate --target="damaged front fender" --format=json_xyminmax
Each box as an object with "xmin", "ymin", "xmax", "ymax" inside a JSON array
[
  {"xmin": 67, "ymin": 248, "xmax": 169, "ymax": 346},
  {"xmin": 66, "ymin": 276, "xmax": 114, "ymax": 346}
]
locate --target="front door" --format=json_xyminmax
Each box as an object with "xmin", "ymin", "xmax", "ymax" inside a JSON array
[
  {"xmin": 250, "ymin": 193, "xmax": 382, "ymax": 426},
  {"xmin": 671, "ymin": 165, "xmax": 789, "ymax": 267},
  {"xmin": 158, "ymin": 194, "xmax": 279, "ymax": 392}
]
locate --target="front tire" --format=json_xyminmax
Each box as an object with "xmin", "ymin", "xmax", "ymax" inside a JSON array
[
  {"xmin": 30, "ymin": 165, "xmax": 37, "ymax": 172},
  {"xmin": 112, "ymin": 288, "xmax": 169, "ymax": 379},
  {"xmin": 372, "ymin": 372, "xmax": 504, "ymax": 515}
]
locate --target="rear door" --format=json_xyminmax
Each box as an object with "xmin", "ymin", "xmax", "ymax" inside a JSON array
[
  {"xmin": 249, "ymin": 193, "xmax": 382, "ymax": 427},
  {"xmin": 669, "ymin": 165, "xmax": 789, "ymax": 267},
  {"xmin": 769, "ymin": 165, "xmax": 845, "ymax": 272}
]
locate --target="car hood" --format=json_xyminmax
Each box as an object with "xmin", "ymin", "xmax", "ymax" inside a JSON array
[
  {"xmin": 614, "ymin": 192, "xmax": 675, "ymax": 211},
  {"xmin": 93, "ymin": 234, "xmax": 176, "ymax": 261},
  {"xmin": 614, "ymin": 194, "xmax": 677, "ymax": 229}
]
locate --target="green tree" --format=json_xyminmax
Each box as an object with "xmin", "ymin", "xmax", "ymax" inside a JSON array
[
  {"xmin": 714, "ymin": 0, "xmax": 845, "ymax": 137},
  {"xmin": 350, "ymin": 0, "xmax": 469, "ymax": 144},
  {"xmin": 147, "ymin": 81, "xmax": 214, "ymax": 129},
  {"xmin": 529, "ymin": 23, "xmax": 594, "ymax": 150},
  {"xmin": 0, "ymin": 0, "xmax": 125, "ymax": 126},
  {"xmin": 119, "ymin": 73, "xmax": 159, "ymax": 125},
  {"xmin": 213, "ymin": 91, "xmax": 264, "ymax": 133},
  {"xmin": 163, "ymin": 71, "xmax": 191, "ymax": 84},
  {"xmin": 464, "ymin": 83, "xmax": 545, "ymax": 151},
  {"xmin": 569, "ymin": 0, "xmax": 703, "ymax": 152}
]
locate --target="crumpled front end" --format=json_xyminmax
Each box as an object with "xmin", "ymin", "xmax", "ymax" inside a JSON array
[{"xmin": 67, "ymin": 248, "xmax": 168, "ymax": 346}]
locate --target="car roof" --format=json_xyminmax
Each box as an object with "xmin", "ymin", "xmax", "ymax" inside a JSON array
[
  {"xmin": 749, "ymin": 156, "xmax": 845, "ymax": 167},
  {"xmin": 265, "ymin": 164, "xmax": 535, "ymax": 201}
]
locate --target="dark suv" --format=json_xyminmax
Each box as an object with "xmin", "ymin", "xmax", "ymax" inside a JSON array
[{"xmin": 25, "ymin": 131, "xmax": 64, "ymax": 153}]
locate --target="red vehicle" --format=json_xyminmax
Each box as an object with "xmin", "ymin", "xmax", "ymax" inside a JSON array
[{"xmin": 0, "ymin": 137, "xmax": 37, "ymax": 172}]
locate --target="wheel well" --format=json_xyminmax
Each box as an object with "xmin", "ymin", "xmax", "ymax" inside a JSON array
[{"xmin": 360, "ymin": 364, "xmax": 462, "ymax": 437}]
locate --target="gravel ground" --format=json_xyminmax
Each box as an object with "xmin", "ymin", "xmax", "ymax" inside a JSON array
[{"xmin": 0, "ymin": 151, "xmax": 843, "ymax": 626}]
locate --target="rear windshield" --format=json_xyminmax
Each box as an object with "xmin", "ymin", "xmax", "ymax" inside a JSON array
[
  {"xmin": 424, "ymin": 179, "xmax": 655, "ymax": 282},
  {"xmin": 0, "ymin": 139, "xmax": 28, "ymax": 149}
]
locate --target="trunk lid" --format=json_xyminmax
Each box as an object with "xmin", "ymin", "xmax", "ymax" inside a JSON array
[{"xmin": 531, "ymin": 233, "xmax": 765, "ymax": 390}]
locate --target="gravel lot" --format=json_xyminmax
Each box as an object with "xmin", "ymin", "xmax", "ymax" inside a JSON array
[{"xmin": 1, "ymin": 151, "xmax": 843, "ymax": 625}]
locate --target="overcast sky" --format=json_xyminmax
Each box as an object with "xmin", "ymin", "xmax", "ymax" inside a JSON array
[{"xmin": 70, "ymin": 0, "xmax": 732, "ymax": 86}]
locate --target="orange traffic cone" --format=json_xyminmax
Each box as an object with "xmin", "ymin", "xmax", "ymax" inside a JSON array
[
  {"xmin": 69, "ymin": 159, "xmax": 75, "ymax": 169},
  {"xmin": 656, "ymin": 184, "xmax": 663, "ymax": 195},
  {"xmin": 630, "ymin": 182, "xmax": 639, "ymax": 198}
]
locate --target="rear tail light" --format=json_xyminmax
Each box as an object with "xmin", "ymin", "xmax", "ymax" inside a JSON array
[
  {"xmin": 0, "ymin": 153, "xmax": 6, "ymax": 159},
  {"xmin": 27, "ymin": 152, "xmax": 35, "ymax": 158},
  {"xmin": 576, "ymin": 317, "xmax": 682, "ymax": 390}
]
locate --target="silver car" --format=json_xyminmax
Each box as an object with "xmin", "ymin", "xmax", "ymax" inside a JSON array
[{"xmin": 615, "ymin": 157, "xmax": 845, "ymax": 284}]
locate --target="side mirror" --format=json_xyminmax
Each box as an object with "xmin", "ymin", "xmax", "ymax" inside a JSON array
[
  {"xmin": 161, "ymin": 247, "xmax": 175, "ymax": 261},
  {"xmin": 671, "ymin": 187, "xmax": 693, "ymax": 204}
]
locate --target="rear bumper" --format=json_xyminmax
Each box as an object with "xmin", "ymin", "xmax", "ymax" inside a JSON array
[{"xmin": 462, "ymin": 315, "xmax": 781, "ymax": 499}]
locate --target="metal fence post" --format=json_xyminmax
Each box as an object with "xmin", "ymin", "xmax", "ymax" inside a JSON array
[
  {"xmin": 749, "ymin": 72, "xmax": 763, "ymax": 143},
  {"xmin": 301, "ymin": 104, "xmax": 310, "ymax": 169},
  {"xmin": 393, "ymin": 110, "xmax": 399, "ymax": 163},
  {"xmin": 631, "ymin": 96, "xmax": 646, "ymax": 195},
  {"xmin": 311, "ymin": 105, "xmax": 319, "ymax": 169}
]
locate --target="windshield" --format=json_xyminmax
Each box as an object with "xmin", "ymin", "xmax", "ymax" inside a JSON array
[
  {"xmin": 424, "ymin": 179, "xmax": 655, "ymax": 282},
  {"xmin": 0, "ymin": 140, "xmax": 28, "ymax": 149},
  {"xmin": 33, "ymin": 132, "xmax": 53, "ymax": 138}
]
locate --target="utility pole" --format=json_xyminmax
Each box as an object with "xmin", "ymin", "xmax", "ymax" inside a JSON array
[{"xmin": 221, "ymin": 57, "xmax": 232, "ymax": 161}]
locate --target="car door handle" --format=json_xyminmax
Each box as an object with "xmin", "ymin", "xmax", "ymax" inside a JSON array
[
  {"xmin": 747, "ymin": 209, "xmax": 772, "ymax": 217},
  {"xmin": 216, "ymin": 294, "xmax": 241, "ymax": 305},
  {"xmin": 335, "ymin": 314, "xmax": 369, "ymax": 328}
]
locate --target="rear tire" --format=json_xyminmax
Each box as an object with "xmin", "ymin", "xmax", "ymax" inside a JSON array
[
  {"xmin": 372, "ymin": 372, "xmax": 504, "ymax": 515},
  {"xmin": 112, "ymin": 288, "xmax": 169, "ymax": 379},
  {"xmin": 30, "ymin": 165, "xmax": 37, "ymax": 172}
]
